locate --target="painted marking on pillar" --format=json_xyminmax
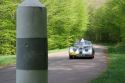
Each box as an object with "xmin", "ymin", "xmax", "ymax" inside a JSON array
[{"xmin": 17, "ymin": 38, "xmax": 48, "ymax": 70}]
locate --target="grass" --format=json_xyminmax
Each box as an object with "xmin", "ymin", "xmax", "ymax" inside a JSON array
[
  {"xmin": 48, "ymin": 48, "xmax": 68, "ymax": 53},
  {"xmin": 0, "ymin": 55, "xmax": 16, "ymax": 68},
  {"xmin": 0, "ymin": 48, "xmax": 68, "ymax": 68},
  {"xmin": 91, "ymin": 45, "xmax": 125, "ymax": 83}
]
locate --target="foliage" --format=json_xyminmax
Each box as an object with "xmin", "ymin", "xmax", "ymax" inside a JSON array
[
  {"xmin": 85, "ymin": 0, "xmax": 125, "ymax": 44},
  {"xmin": 0, "ymin": 0, "xmax": 88, "ymax": 55},
  {"xmin": 0, "ymin": 0, "xmax": 19, "ymax": 55},
  {"xmin": 42, "ymin": 0, "xmax": 88, "ymax": 49}
]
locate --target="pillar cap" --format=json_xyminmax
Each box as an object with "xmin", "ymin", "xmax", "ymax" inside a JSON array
[{"xmin": 19, "ymin": 0, "xmax": 45, "ymax": 7}]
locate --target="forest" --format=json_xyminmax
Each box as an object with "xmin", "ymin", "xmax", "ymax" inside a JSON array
[
  {"xmin": 0, "ymin": 0, "xmax": 88, "ymax": 55},
  {"xmin": 0, "ymin": 0, "xmax": 125, "ymax": 55},
  {"xmin": 86, "ymin": 0, "xmax": 125, "ymax": 45}
]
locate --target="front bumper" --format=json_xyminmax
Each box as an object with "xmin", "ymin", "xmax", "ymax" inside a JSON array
[{"xmin": 69, "ymin": 53, "xmax": 93, "ymax": 57}]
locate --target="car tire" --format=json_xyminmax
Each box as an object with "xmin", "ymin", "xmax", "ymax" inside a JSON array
[
  {"xmin": 69, "ymin": 55, "xmax": 75, "ymax": 59},
  {"xmin": 69, "ymin": 55, "xmax": 72, "ymax": 59},
  {"xmin": 92, "ymin": 48, "xmax": 95, "ymax": 55},
  {"xmin": 91, "ymin": 48, "xmax": 95, "ymax": 59},
  {"xmin": 91, "ymin": 55, "xmax": 94, "ymax": 59}
]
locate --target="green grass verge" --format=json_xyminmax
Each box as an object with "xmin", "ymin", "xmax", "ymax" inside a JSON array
[
  {"xmin": 91, "ymin": 46, "xmax": 125, "ymax": 83},
  {"xmin": 0, "ymin": 55, "xmax": 16, "ymax": 68},
  {"xmin": 0, "ymin": 48, "xmax": 68, "ymax": 68},
  {"xmin": 48, "ymin": 48, "xmax": 68, "ymax": 53}
]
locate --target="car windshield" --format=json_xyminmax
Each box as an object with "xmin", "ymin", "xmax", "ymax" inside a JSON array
[{"xmin": 74, "ymin": 40, "xmax": 92, "ymax": 47}]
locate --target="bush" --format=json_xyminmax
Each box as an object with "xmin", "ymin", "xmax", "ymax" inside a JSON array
[
  {"xmin": 0, "ymin": 30, "xmax": 16, "ymax": 55},
  {"xmin": 0, "ymin": 0, "xmax": 18, "ymax": 55}
]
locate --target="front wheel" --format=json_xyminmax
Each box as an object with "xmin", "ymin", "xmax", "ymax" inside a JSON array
[
  {"xmin": 91, "ymin": 55, "xmax": 94, "ymax": 59},
  {"xmin": 69, "ymin": 55, "xmax": 75, "ymax": 59}
]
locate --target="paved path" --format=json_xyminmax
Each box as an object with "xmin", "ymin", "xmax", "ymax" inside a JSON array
[{"xmin": 0, "ymin": 45, "xmax": 107, "ymax": 83}]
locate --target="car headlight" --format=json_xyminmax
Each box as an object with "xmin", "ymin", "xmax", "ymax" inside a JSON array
[
  {"xmin": 75, "ymin": 50, "xmax": 79, "ymax": 54},
  {"xmin": 69, "ymin": 47, "xmax": 78, "ymax": 55},
  {"xmin": 83, "ymin": 46, "xmax": 93, "ymax": 54},
  {"xmin": 69, "ymin": 47, "xmax": 74, "ymax": 52}
]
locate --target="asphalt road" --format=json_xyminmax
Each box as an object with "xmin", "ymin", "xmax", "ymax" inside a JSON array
[{"xmin": 0, "ymin": 45, "xmax": 107, "ymax": 83}]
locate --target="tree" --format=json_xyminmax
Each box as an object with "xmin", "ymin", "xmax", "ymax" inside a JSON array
[{"xmin": 86, "ymin": 0, "xmax": 125, "ymax": 44}]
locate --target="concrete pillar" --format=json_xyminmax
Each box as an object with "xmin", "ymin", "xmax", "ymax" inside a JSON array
[{"xmin": 16, "ymin": 0, "xmax": 48, "ymax": 83}]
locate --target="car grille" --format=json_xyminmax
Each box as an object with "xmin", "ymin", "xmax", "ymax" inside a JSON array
[
  {"xmin": 79, "ymin": 48, "xmax": 83, "ymax": 54},
  {"xmin": 85, "ymin": 49, "xmax": 88, "ymax": 51},
  {"xmin": 79, "ymin": 51, "xmax": 82, "ymax": 54}
]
